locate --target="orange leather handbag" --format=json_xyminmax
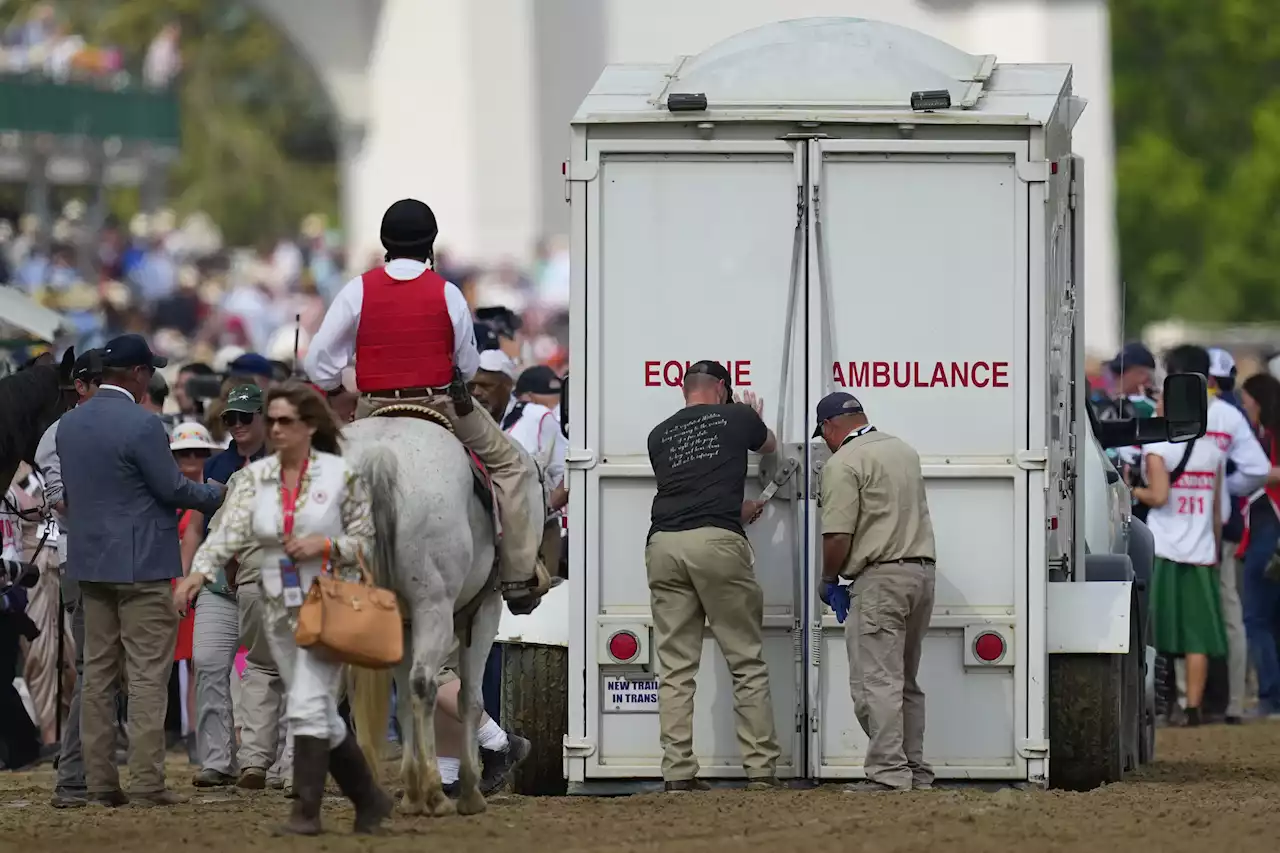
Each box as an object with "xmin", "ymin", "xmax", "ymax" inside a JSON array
[{"xmin": 294, "ymin": 548, "xmax": 403, "ymax": 669}]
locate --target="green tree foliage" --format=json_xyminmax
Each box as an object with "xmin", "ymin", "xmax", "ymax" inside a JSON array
[
  {"xmin": 1112, "ymin": 0, "xmax": 1280, "ymax": 331},
  {"xmin": 5, "ymin": 0, "xmax": 337, "ymax": 245}
]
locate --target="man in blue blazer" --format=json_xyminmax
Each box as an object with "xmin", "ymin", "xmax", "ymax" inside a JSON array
[{"xmin": 58, "ymin": 334, "xmax": 225, "ymax": 807}]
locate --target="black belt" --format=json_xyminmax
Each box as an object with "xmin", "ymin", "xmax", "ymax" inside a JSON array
[
  {"xmin": 878, "ymin": 557, "xmax": 935, "ymax": 567},
  {"xmin": 362, "ymin": 386, "xmax": 450, "ymax": 398}
]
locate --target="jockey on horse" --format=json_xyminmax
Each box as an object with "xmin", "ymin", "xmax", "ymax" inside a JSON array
[{"xmin": 303, "ymin": 199, "xmax": 552, "ymax": 616}]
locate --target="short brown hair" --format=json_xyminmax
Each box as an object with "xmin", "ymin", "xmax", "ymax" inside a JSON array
[{"xmin": 266, "ymin": 382, "xmax": 342, "ymax": 455}]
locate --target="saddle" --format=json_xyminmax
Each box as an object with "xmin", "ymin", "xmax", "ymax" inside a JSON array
[{"xmin": 365, "ymin": 403, "xmax": 499, "ymax": 529}]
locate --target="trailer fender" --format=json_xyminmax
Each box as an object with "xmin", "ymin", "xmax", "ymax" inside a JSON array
[{"xmin": 1048, "ymin": 556, "xmax": 1133, "ymax": 654}]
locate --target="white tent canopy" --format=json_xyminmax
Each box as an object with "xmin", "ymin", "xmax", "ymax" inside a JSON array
[{"xmin": 0, "ymin": 285, "xmax": 69, "ymax": 343}]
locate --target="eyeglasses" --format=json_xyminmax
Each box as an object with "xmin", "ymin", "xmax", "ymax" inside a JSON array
[
  {"xmin": 221, "ymin": 411, "xmax": 257, "ymax": 427},
  {"xmin": 267, "ymin": 415, "xmax": 299, "ymax": 428}
]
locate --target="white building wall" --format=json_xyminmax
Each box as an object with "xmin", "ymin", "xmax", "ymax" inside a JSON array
[{"xmin": 265, "ymin": 0, "xmax": 1120, "ymax": 352}]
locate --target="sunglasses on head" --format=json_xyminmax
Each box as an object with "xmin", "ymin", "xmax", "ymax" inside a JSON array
[
  {"xmin": 267, "ymin": 415, "xmax": 299, "ymax": 428},
  {"xmin": 221, "ymin": 410, "xmax": 257, "ymax": 427}
]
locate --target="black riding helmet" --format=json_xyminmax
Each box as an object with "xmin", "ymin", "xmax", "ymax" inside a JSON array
[{"xmin": 381, "ymin": 199, "xmax": 438, "ymax": 262}]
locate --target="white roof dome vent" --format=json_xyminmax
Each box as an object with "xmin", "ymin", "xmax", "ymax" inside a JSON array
[{"xmin": 658, "ymin": 17, "xmax": 995, "ymax": 111}]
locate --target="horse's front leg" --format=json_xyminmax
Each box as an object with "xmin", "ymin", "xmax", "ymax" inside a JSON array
[{"xmin": 411, "ymin": 667, "xmax": 454, "ymax": 817}]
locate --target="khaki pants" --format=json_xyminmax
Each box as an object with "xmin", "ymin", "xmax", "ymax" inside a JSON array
[
  {"xmin": 357, "ymin": 393, "xmax": 544, "ymax": 595},
  {"xmin": 845, "ymin": 561, "xmax": 935, "ymax": 789},
  {"xmin": 80, "ymin": 581, "xmax": 178, "ymax": 795},
  {"xmin": 237, "ymin": 583, "xmax": 287, "ymax": 772},
  {"xmin": 645, "ymin": 528, "xmax": 780, "ymax": 781},
  {"xmin": 1218, "ymin": 550, "xmax": 1248, "ymax": 718}
]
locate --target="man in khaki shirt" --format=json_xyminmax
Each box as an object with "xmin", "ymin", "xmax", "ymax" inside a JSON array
[{"xmin": 814, "ymin": 392, "xmax": 936, "ymax": 793}]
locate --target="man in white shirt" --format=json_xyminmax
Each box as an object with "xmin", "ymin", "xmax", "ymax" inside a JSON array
[{"xmin": 302, "ymin": 199, "xmax": 550, "ymax": 615}]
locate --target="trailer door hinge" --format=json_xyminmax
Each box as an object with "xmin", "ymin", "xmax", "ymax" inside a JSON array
[
  {"xmin": 1015, "ymin": 449, "xmax": 1049, "ymax": 470},
  {"xmin": 1018, "ymin": 160, "xmax": 1051, "ymax": 183},
  {"xmin": 810, "ymin": 622, "xmax": 822, "ymax": 667},
  {"xmin": 1017, "ymin": 739, "xmax": 1049, "ymax": 759},
  {"xmin": 562, "ymin": 737, "xmax": 597, "ymax": 758},
  {"xmin": 565, "ymin": 448, "xmax": 597, "ymax": 469}
]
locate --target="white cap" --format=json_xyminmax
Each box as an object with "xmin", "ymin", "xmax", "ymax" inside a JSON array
[
  {"xmin": 1208, "ymin": 347, "xmax": 1236, "ymax": 379},
  {"xmin": 478, "ymin": 349, "xmax": 519, "ymax": 381},
  {"xmin": 169, "ymin": 422, "xmax": 221, "ymax": 452}
]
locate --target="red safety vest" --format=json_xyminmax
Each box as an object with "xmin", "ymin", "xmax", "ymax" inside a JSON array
[{"xmin": 355, "ymin": 265, "xmax": 455, "ymax": 392}]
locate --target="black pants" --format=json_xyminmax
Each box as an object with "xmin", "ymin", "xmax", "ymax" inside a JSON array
[{"xmin": 0, "ymin": 615, "xmax": 41, "ymax": 770}]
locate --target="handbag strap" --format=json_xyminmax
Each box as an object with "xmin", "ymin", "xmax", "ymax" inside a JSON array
[
  {"xmin": 354, "ymin": 546, "xmax": 375, "ymax": 586},
  {"xmin": 1167, "ymin": 438, "xmax": 1198, "ymax": 487}
]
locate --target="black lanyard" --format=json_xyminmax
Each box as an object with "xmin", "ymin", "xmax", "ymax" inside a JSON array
[{"xmin": 840, "ymin": 425, "xmax": 876, "ymax": 448}]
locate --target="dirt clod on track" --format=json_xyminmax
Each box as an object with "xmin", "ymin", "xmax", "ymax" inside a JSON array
[{"xmin": 2, "ymin": 725, "xmax": 1278, "ymax": 853}]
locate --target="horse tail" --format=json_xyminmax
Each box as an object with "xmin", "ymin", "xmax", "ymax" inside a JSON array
[
  {"xmin": 349, "ymin": 665, "xmax": 393, "ymax": 774},
  {"xmin": 357, "ymin": 444, "xmax": 398, "ymax": 591},
  {"xmin": 350, "ymin": 443, "xmax": 400, "ymax": 772}
]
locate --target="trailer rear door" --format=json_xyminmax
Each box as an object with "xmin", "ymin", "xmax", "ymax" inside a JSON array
[
  {"xmin": 805, "ymin": 140, "xmax": 1036, "ymax": 780},
  {"xmin": 579, "ymin": 141, "xmax": 809, "ymax": 780}
]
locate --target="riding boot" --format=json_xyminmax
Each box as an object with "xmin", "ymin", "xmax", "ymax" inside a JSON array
[
  {"xmin": 277, "ymin": 735, "xmax": 328, "ymax": 836},
  {"xmin": 328, "ymin": 733, "xmax": 393, "ymax": 835}
]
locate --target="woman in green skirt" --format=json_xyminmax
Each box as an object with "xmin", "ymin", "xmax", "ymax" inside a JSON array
[{"xmin": 1135, "ymin": 427, "xmax": 1228, "ymax": 727}]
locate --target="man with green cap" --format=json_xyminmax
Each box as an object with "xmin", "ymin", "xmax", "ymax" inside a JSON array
[{"xmin": 181, "ymin": 382, "xmax": 288, "ymax": 791}]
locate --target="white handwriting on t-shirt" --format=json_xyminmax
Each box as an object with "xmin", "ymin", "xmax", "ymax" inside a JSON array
[{"xmin": 663, "ymin": 413, "xmax": 726, "ymax": 469}]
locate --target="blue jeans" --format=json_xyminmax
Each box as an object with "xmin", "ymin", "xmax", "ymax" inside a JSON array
[{"xmin": 1242, "ymin": 506, "xmax": 1280, "ymax": 712}]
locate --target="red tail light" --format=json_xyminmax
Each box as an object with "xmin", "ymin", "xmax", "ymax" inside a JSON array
[{"xmin": 607, "ymin": 630, "xmax": 640, "ymax": 663}]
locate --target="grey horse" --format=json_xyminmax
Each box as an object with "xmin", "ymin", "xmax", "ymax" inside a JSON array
[{"xmin": 343, "ymin": 414, "xmax": 547, "ymax": 817}]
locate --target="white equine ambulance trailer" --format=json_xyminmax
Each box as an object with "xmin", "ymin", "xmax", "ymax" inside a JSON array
[{"xmin": 554, "ymin": 17, "xmax": 1203, "ymax": 793}]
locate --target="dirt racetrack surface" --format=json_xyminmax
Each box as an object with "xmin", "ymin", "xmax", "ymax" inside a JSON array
[{"xmin": 1, "ymin": 724, "xmax": 1277, "ymax": 853}]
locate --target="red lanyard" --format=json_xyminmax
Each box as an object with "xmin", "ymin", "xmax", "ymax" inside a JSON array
[{"xmin": 280, "ymin": 458, "xmax": 309, "ymax": 538}]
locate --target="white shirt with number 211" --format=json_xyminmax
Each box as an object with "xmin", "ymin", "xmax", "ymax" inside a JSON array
[{"xmin": 1143, "ymin": 439, "xmax": 1225, "ymax": 567}]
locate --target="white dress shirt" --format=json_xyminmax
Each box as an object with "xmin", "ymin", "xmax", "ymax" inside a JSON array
[
  {"xmin": 506, "ymin": 402, "xmax": 567, "ymax": 492},
  {"xmin": 303, "ymin": 259, "xmax": 480, "ymax": 391}
]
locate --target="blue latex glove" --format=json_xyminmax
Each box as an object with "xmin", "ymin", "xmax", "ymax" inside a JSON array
[{"xmin": 820, "ymin": 580, "xmax": 851, "ymax": 624}]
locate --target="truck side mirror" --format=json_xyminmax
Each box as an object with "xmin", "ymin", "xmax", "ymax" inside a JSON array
[
  {"xmin": 1160, "ymin": 372, "xmax": 1209, "ymax": 443},
  {"xmin": 1092, "ymin": 372, "xmax": 1208, "ymax": 449}
]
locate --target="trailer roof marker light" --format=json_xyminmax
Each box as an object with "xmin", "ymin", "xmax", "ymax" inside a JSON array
[
  {"xmin": 607, "ymin": 630, "xmax": 640, "ymax": 664},
  {"xmin": 667, "ymin": 92, "xmax": 709, "ymax": 112},
  {"xmin": 910, "ymin": 89, "xmax": 951, "ymax": 111},
  {"xmin": 973, "ymin": 631, "xmax": 1007, "ymax": 664}
]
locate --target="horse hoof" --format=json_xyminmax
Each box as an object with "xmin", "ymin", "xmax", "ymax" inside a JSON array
[
  {"xmin": 427, "ymin": 797, "xmax": 456, "ymax": 818},
  {"xmin": 456, "ymin": 792, "xmax": 487, "ymax": 816},
  {"xmin": 398, "ymin": 797, "xmax": 424, "ymax": 816}
]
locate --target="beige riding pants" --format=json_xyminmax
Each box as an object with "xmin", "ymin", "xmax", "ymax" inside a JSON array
[
  {"xmin": 846, "ymin": 560, "xmax": 935, "ymax": 790},
  {"xmin": 356, "ymin": 393, "xmax": 542, "ymax": 592},
  {"xmin": 645, "ymin": 527, "xmax": 780, "ymax": 782}
]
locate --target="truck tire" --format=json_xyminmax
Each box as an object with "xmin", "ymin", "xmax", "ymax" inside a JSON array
[
  {"xmin": 499, "ymin": 643, "xmax": 568, "ymax": 796},
  {"xmin": 1049, "ymin": 653, "xmax": 1125, "ymax": 791}
]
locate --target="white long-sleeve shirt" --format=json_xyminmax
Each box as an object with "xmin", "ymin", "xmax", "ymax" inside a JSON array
[
  {"xmin": 303, "ymin": 259, "xmax": 480, "ymax": 391},
  {"xmin": 1204, "ymin": 396, "xmax": 1270, "ymax": 520}
]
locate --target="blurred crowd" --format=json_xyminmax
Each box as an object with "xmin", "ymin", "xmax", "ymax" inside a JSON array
[
  {"xmin": 1089, "ymin": 341, "xmax": 1280, "ymax": 729},
  {"xmin": 0, "ymin": 2, "xmax": 180, "ymax": 89},
  {"xmin": 0, "ymin": 201, "xmax": 571, "ymax": 388}
]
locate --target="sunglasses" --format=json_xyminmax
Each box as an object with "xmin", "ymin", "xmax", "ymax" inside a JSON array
[
  {"xmin": 221, "ymin": 411, "xmax": 258, "ymax": 427},
  {"xmin": 267, "ymin": 415, "xmax": 300, "ymax": 428},
  {"xmin": 174, "ymin": 449, "xmax": 210, "ymax": 460}
]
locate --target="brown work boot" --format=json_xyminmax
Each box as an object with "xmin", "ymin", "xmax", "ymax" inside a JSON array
[
  {"xmin": 133, "ymin": 789, "xmax": 190, "ymax": 807},
  {"xmin": 236, "ymin": 767, "xmax": 267, "ymax": 789},
  {"xmin": 503, "ymin": 560, "xmax": 553, "ymax": 615},
  {"xmin": 327, "ymin": 733, "xmax": 393, "ymax": 835},
  {"xmin": 276, "ymin": 736, "xmax": 329, "ymax": 836}
]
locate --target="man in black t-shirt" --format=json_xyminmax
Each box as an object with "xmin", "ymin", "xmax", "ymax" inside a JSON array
[{"xmin": 644, "ymin": 360, "xmax": 782, "ymax": 792}]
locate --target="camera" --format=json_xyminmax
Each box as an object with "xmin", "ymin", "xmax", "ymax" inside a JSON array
[{"xmin": 0, "ymin": 558, "xmax": 39, "ymax": 591}]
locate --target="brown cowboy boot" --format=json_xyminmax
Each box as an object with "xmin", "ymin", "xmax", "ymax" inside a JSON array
[
  {"xmin": 504, "ymin": 559, "xmax": 553, "ymax": 616},
  {"xmin": 327, "ymin": 733, "xmax": 393, "ymax": 835},
  {"xmin": 277, "ymin": 736, "xmax": 328, "ymax": 836}
]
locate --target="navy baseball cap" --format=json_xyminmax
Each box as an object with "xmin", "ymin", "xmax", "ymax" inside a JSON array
[
  {"xmin": 100, "ymin": 334, "xmax": 168, "ymax": 370},
  {"xmin": 812, "ymin": 392, "xmax": 865, "ymax": 437},
  {"xmin": 71, "ymin": 349, "xmax": 103, "ymax": 381},
  {"xmin": 228, "ymin": 352, "xmax": 273, "ymax": 379},
  {"xmin": 1107, "ymin": 342, "xmax": 1155, "ymax": 374},
  {"xmin": 515, "ymin": 365, "xmax": 563, "ymax": 396}
]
